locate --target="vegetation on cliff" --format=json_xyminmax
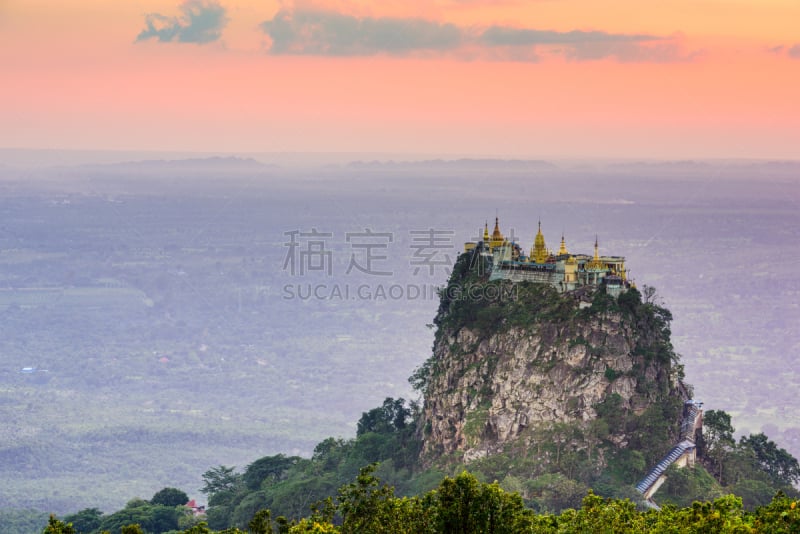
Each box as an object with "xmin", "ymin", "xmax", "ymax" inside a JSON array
[{"xmin": 413, "ymin": 249, "xmax": 690, "ymax": 505}]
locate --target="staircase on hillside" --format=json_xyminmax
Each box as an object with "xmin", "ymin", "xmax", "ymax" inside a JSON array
[{"xmin": 635, "ymin": 400, "xmax": 703, "ymax": 506}]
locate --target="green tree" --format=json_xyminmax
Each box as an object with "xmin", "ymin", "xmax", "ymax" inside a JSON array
[
  {"xmin": 42, "ymin": 516, "xmax": 76, "ymax": 534},
  {"xmin": 528, "ymin": 473, "xmax": 587, "ymax": 512},
  {"xmin": 732, "ymin": 478, "xmax": 777, "ymax": 509},
  {"xmin": 337, "ymin": 464, "xmax": 399, "ymax": 533},
  {"xmin": 248, "ymin": 509, "xmax": 273, "ymax": 534},
  {"xmin": 740, "ymin": 432, "xmax": 800, "ymax": 486},
  {"xmin": 98, "ymin": 503, "xmax": 180, "ymax": 534},
  {"xmin": 62, "ymin": 508, "xmax": 103, "ymax": 533},
  {"xmin": 232, "ymin": 491, "xmax": 276, "ymax": 529},
  {"xmin": 594, "ymin": 393, "xmax": 626, "ymax": 436},
  {"xmin": 557, "ymin": 492, "xmax": 644, "ymax": 533},
  {"xmin": 244, "ymin": 455, "xmax": 301, "ymax": 491},
  {"xmin": 356, "ymin": 398, "xmax": 411, "ymax": 436},
  {"xmin": 434, "ymin": 471, "xmax": 532, "ymax": 533},
  {"xmin": 702, "ymin": 409, "xmax": 736, "ymax": 483},
  {"xmin": 151, "ymin": 487, "xmax": 190, "ymax": 507},
  {"xmin": 752, "ymin": 492, "xmax": 800, "ymax": 533},
  {"xmin": 201, "ymin": 465, "xmax": 243, "ymax": 498},
  {"xmin": 202, "ymin": 465, "xmax": 246, "ymax": 529},
  {"xmin": 0, "ymin": 509, "xmax": 50, "ymax": 534},
  {"xmin": 312, "ymin": 438, "xmax": 351, "ymax": 472},
  {"xmin": 659, "ymin": 464, "xmax": 722, "ymax": 508},
  {"xmin": 265, "ymin": 473, "xmax": 340, "ymax": 521},
  {"xmin": 617, "ymin": 286, "xmax": 642, "ymax": 315}
]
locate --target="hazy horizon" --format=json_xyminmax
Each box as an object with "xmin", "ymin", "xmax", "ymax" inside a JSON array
[
  {"xmin": 0, "ymin": 157, "xmax": 797, "ymax": 514},
  {"xmin": 2, "ymin": 148, "xmax": 800, "ymax": 170}
]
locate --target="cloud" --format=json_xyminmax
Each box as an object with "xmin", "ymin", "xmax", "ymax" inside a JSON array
[
  {"xmin": 262, "ymin": 9, "xmax": 462, "ymax": 55},
  {"xmin": 767, "ymin": 43, "xmax": 800, "ymax": 59},
  {"xmin": 480, "ymin": 27, "xmax": 695, "ymax": 63},
  {"xmin": 480, "ymin": 27, "xmax": 658, "ymax": 47},
  {"xmin": 136, "ymin": 1, "xmax": 228, "ymax": 44},
  {"xmin": 259, "ymin": 8, "xmax": 691, "ymax": 63},
  {"xmin": 566, "ymin": 38, "xmax": 696, "ymax": 63}
]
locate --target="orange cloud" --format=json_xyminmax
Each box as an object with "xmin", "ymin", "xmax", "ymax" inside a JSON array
[
  {"xmin": 258, "ymin": 7, "xmax": 694, "ymax": 62},
  {"xmin": 136, "ymin": 1, "xmax": 229, "ymax": 44}
]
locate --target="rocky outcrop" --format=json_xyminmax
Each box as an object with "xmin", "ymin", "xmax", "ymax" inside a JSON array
[{"xmin": 417, "ymin": 254, "xmax": 689, "ymax": 466}]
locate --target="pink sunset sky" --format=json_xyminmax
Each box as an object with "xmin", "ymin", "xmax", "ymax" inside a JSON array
[{"xmin": 1, "ymin": 0, "xmax": 799, "ymax": 159}]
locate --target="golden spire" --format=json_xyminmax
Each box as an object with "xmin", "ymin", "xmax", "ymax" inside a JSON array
[
  {"xmin": 492, "ymin": 217, "xmax": 503, "ymax": 240},
  {"xmin": 483, "ymin": 221, "xmax": 490, "ymax": 242},
  {"xmin": 490, "ymin": 217, "xmax": 504, "ymax": 250},
  {"xmin": 587, "ymin": 235, "xmax": 604, "ymax": 270},
  {"xmin": 558, "ymin": 233, "xmax": 568, "ymax": 256},
  {"xmin": 531, "ymin": 220, "xmax": 548, "ymax": 263}
]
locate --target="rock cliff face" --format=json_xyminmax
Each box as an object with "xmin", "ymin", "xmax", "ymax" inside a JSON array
[{"xmin": 416, "ymin": 251, "xmax": 689, "ymax": 467}]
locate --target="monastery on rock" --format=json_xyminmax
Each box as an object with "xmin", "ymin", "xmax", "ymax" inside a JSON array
[{"xmin": 464, "ymin": 218, "xmax": 632, "ymax": 296}]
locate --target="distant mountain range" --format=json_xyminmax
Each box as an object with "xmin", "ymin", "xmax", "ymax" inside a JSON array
[
  {"xmin": 346, "ymin": 158, "xmax": 558, "ymax": 170},
  {"xmin": 75, "ymin": 156, "xmax": 278, "ymax": 173}
]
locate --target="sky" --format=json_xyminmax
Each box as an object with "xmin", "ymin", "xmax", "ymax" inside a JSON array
[{"xmin": 1, "ymin": 0, "xmax": 799, "ymax": 159}]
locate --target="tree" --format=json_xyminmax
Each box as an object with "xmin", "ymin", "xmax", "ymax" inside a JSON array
[
  {"xmin": 702, "ymin": 409, "xmax": 736, "ymax": 483},
  {"xmin": 642, "ymin": 284, "xmax": 658, "ymax": 305},
  {"xmin": 608, "ymin": 449, "xmax": 647, "ymax": 483},
  {"xmin": 336, "ymin": 463, "xmax": 398, "ymax": 533},
  {"xmin": 356, "ymin": 398, "xmax": 411, "ymax": 436},
  {"xmin": 659, "ymin": 465, "xmax": 721, "ymax": 508},
  {"xmin": 617, "ymin": 286, "xmax": 642, "ymax": 315},
  {"xmin": 97, "ymin": 504, "xmax": 180, "ymax": 534},
  {"xmin": 312, "ymin": 438, "xmax": 350, "ymax": 471},
  {"xmin": 180, "ymin": 522, "xmax": 216, "ymax": 534},
  {"xmin": 62, "ymin": 508, "xmax": 103, "ymax": 533},
  {"xmin": 732, "ymin": 478, "xmax": 776, "ymax": 509},
  {"xmin": 434, "ymin": 471, "xmax": 532, "ymax": 533},
  {"xmin": 42, "ymin": 516, "xmax": 76, "ymax": 534},
  {"xmin": 230, "ymin": 491, "xmax": 271, "ymax": 529},
  {"xmin": 126, "ymin": 498, "xmax": 149, "ymax": 509},
  {"xmin": 0, "ymin": 509, "xmax": 50, "ymax": 534},
  {"xmin": 151, "ymin": 487, "xmax": 189, "ymax": 507},
  {"xmin": 740, "ymin": 432, "xmax": 800, "ymax": 486},
  {"xmin": 594, "ymin": 393, "xmax": 626, "ymax": 434},
  {"xmin": 528, "ymin": 473, "xmax": 587, "ymax": 512},
  {"xmin": 752, "ymin": 492, "xmax": 800, "ymax": 532},
  {"xmin": 202, "ymin": 464, "xmax": 246, "ymax": 527},
  {"xmin": 201, "ymin": 465, "xmax": 242, "ymax": 497},
  {"xmin": 248, "ymin": 509, "xmax": 273, "ymax": 534},
  {"xmin": 243, "ymin": 454, "xmax": 301, "ymax": 490},
  {"xmin": 556, "ymin": 492, "xmax": 645, "ymax": 533}
]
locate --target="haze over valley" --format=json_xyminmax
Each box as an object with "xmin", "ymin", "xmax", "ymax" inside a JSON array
[{"xmin": 0, "ymin": 156, "xmax": 796, "ymax": 514}]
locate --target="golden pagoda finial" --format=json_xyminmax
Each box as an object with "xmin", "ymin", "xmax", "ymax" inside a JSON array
[
  {"xmin": 531, "ymin": 220, "xmax": 548, "ymax": 263},
  {"xmin": 558, "ymin": 233, "xmax": 568, "ymax": 256},
  {"xmin": 483, "ymin": 221, "xmax": 490, "ymax": 242},
  {"xmin": 587, "ymin": 235, "xmax": 605, "ymax": 270},
  {"xmin": 490, "ymin": 216, "xmax": 504, "ymax": 250}
]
